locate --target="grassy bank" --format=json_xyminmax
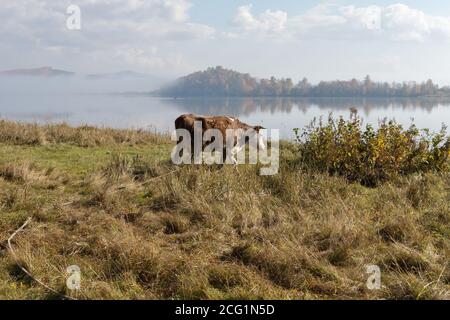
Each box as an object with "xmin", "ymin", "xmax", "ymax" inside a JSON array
[{"xmin": 0, "ymin": 119, "xmax": 449, "ymax": 300}]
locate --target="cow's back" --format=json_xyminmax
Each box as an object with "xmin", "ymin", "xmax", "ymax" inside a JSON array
[{"xmin": 175, "ymin": 114, "xmax": 242, "ymax": 144}]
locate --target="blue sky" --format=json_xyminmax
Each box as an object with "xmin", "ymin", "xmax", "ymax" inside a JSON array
[{"xmin": 2, "ymin": 1, "xmax": 450, "ymax": 84}]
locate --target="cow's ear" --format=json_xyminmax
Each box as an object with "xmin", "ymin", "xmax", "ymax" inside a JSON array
[{"xmin": 254, "ymin": 125, "xmax": 265, "ymax": 132}]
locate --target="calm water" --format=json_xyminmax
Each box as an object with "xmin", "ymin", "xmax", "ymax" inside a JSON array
[{"xmin": 1, "ymin": 94, "xmax": 450, "ymax": 138}]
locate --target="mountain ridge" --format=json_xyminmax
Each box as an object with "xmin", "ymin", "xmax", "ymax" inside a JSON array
[
  {"xmin": 0, "ymin": 67, "xmax": 165, "ymax": 82},
  {"xmin": 0, "ymin": 66, "xmax": 75, "ymax": 77}
]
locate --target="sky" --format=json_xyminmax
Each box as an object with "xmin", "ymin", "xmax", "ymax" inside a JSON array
[{"xmin": 2, "ymin": 0, "xmax": 450, "ymax": 84}]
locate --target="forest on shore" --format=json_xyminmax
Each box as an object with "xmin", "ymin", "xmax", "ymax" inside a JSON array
[{"xmin": 158, "ymin": 66, "xmax": 450, "ymax": 98}]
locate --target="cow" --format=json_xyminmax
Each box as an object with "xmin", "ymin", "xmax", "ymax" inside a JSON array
[{"xmin": 174, "ymin": 114, "xmax": 265, "ymax": 164}]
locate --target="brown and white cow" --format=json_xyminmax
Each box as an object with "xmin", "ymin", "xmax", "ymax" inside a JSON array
[{"xmin": 174, "ymin": 114, "xmax": 265, "ymax": 164}]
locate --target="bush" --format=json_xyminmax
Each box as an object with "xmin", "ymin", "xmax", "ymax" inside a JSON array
[{"xmin": 295, "ymin": 110, "xmax": 450, "ymax": 186}]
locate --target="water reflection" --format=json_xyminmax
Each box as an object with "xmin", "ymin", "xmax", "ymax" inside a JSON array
[
  {"xmin": 1, "ymin": 95, "xmax": 449, "ymax": 138},
  {"xmin": 164, "ymin": 97, "xmax": 450, "ymax": 117}
]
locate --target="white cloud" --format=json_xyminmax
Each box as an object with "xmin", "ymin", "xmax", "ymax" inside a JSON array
[
  {"xmin": 2, "ymin": 1, "xmax": 450, "ymax": 79},
  {"xmin": 74, "ymin": 0, "xmax": 192, "ymax": 22},
  {"xmin": 0, "ymin": 0, "xmax": 214, "ymax": 73},
  {"xmin": 114, "ymin": 46, "xmax": 189, "ymax": 69},
  {"xmin": 232, "ymin": 3, "xmax": 450, "ymax": 42},
  {"xmin": 290, "ymin": 4, "xmax": 347, "ymax": 31},
  {"xmin": 233, "ymin": 4, "xmax": 287, "ymax": 34}
]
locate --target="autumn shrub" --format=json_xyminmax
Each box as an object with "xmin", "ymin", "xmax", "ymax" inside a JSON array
[{"xmin": 295, "ymin": 110, "xmax": 450, "ymax": 186}]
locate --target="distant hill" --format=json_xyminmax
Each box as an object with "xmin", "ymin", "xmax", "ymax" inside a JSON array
[
  {"xmin": 158, "ymin": 66, "xmax": 450, "ymax": 98},
  {"xmin": 0, "ymin": 66, "xmax": 75, "ymax": 77},
  {"xmin": 158, "ymin": 66, "xmax": 258, "ymax": 96}
]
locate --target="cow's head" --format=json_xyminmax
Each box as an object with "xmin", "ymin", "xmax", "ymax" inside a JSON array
[{"xmin": 253, "ymin": 125, "xmax": 265, "ymax": 133}]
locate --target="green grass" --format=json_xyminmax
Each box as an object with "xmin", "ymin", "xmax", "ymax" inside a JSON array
[
  {"xmin": 0, "ymin": 119, "xmax": 449, "ymax": 300},
  {"xmin": 0, "ymin": 144, "xmax": 172, "ymax": 177}
]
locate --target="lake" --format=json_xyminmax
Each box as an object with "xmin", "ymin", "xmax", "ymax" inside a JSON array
[{"xmin": 1, "ymin": 94, "xmax": 450, "ymax": 139}]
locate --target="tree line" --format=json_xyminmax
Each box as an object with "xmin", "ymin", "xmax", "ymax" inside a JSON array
[{"xmin": 158, "ymin": 66, "xmax": 450, "ymax": 98}]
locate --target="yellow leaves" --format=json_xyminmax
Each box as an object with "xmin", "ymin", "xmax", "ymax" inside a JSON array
[{"xmin": 298, "ymin": 112, "xmax": 450, "ymax": 186}]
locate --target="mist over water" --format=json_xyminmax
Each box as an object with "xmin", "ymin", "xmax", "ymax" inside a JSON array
[
  {"xmin": 0, "ymin": 74, "xmax": 166, "ymax": 95},
  {"xmin": 1, "ymin": 91, "xmax": 449, "ymax": 138}
]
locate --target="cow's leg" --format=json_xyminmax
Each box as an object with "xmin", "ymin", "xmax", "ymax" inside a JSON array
[
  {"xmin": 231, "ymin": 151, "xmax": 237, "ymax": 166},
  {"xmin": 230, "ymin": 144, "xmax": 244, "ymax": 167},
  {"xmin": 177, "ymin": 135, "xmax": 184, "ymax": 158},
  {"xmin": 190, "ymin": 140, "xmax": 196, "ymax": 162},
  {"xmin": 222, "ymin": 147, "xmax": 227, "ymax": 167},
  {"xmin": 221, "ymin": 147, "xmax": 237, "ymax": 167},
  {"xmin": 258, "ymin": 133, "xmax": 266, "ymax": 150}
]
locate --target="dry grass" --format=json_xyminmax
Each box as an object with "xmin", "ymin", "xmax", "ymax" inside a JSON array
[
  {"xmin": 0, "ymin": 120, "xmax": 449, "ymax": 300},
  {"xmin": 0, "ymin": 119, "xmax": 170, "ymax": 147}
]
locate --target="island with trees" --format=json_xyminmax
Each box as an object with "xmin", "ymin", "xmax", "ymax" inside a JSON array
[{"xmin": 157, "ymin": 66, "xmax": 450, "ymax": 98}]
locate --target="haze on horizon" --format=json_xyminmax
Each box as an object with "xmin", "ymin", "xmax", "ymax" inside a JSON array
[{"xmin": 2, "ymin": 1, "xmax": 450, "ymax": 85}]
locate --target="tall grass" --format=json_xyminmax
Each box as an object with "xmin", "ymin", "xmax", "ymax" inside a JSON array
[
  {"xmin": 0, "ymin": 119, "xmax": 449, "ymax": 300},
  {"xmin": 0, "ymin": 119, "xmax": 170, "ymax": 146}
]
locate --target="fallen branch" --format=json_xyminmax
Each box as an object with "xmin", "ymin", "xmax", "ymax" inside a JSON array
[{"xmin": 7, "ymin": 217, "xmax": 76, "ymax": 300}]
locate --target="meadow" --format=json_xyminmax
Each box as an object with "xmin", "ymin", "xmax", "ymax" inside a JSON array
[{"xmin": 0, "ymin": 117, "xmax": 449, "ymax": 300}]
